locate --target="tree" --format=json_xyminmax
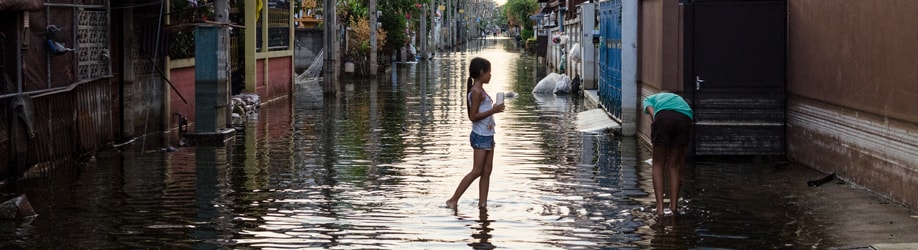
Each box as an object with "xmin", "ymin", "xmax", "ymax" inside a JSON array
[
  {"xmin": 504, "ymin": 0, "xmax": 537, "ymax": 40},
  {"xmin": 378, "ymin": 0, "xmax": 427, "ymax": 55},
  {"xmin": 332, "ymin": 0, "xmax": 427, "ymax": 69}
]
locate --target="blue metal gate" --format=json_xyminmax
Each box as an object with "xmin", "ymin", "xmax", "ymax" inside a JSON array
[{"xmin": 598, "ymin": 0, "xmax": 622, "ymax": 119}]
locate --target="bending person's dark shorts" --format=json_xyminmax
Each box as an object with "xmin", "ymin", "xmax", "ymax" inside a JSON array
[
  {"xmin": 470, "ymin": 132, "xmax": 495, "ymax": 150},
  {"xmin": 651, "ymin": 110, "xmax": 692, "ymax": 147}
]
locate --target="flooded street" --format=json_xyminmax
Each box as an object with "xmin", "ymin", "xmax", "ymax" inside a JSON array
[{"xmin": 4, "ymin": 38, "xmax": 918, "ymax": 249}]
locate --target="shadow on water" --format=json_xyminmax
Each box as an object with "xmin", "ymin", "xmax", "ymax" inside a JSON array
[{"xmin": 1, "ymin": 38, "xmax": 859, "ymax": 249}]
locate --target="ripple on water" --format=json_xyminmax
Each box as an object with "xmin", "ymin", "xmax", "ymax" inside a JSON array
[{"xmin": 9, "ymin": 38, "xmax": 826, "ymax": 249}]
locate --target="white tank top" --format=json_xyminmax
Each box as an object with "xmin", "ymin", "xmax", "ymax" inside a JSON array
[{"xmin": 468, "ymin": 90, "xmax": 496, "ymax": 136}]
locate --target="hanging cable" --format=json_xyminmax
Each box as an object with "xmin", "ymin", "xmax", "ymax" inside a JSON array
[{"xmin": 142, "ymin": 0, "xmax": 167, "ymax": 153}]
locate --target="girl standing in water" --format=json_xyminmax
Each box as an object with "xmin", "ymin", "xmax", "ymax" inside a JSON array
[{"xmin": 446, "ymin": 57, "xmax": 505, "ymax": 209}]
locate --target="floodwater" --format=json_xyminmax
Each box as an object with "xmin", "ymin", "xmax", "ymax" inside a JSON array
[{"xmin": 1, "ymin": 38, "xmax": 891, "ymax": 249}]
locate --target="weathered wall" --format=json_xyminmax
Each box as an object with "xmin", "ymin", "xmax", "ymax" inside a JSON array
[
  {"xmin": 787, "ymin": 0, "xmax": 918, "ymax": 209},
  {"xmin": 169, "ymin": 66, "xmax": 196, "ymax": 129},
  {"xmin": 265, "ymin": 56, "xmax": 293, "ymax": 100},
  {"xmin": 788, "ymin": 0, "xmax": 918, "ymax": 122},
  {"xmin": 787, "ymin": 97, "xmax": 918, "ymax": 209},
  {"xmin": 294, "ymin": 28, "xmax": 324, "ymax": 73},
  {"xmin": 636, "ymin": 0, "xmax": 683, "ymax": 145},
  {"xmin": 122, "ymin": 13, "xmax": 165, "ymax": 138}
]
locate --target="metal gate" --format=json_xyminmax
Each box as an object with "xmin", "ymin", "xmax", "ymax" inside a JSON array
[
  {"xmin": 598, "ymin": 0, "xmax": 622, "ymax": 118},
  {"xmin": 684, "ymin": 0, "xmax": 787, "ymax": 155}
]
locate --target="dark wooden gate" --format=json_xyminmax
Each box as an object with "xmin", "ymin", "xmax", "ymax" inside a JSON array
[{"xmin": 683, "ymin": 0, "xmax": 787, "ymax": 155}]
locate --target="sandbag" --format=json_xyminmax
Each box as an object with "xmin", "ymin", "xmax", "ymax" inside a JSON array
[{"xmin": 533, "ymin": 73, "xmax": 561, "ymax": 93}]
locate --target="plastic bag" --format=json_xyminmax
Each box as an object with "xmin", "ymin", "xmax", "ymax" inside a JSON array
[
  {"xmin": 569, "ymin": 43, "xmax": 582, "ymax": 63},
  {"xmin": 554, "ymin": 74, "xmax": 572, "ymax": 94},
  {"xmin": 533, "ymin": 73, "xmax": 561, "ymax": 93}
]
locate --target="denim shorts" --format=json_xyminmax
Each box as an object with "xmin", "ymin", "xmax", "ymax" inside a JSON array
[{"xmin": 470, "ymin": 132, "xmax": 495, "ymax": 150}]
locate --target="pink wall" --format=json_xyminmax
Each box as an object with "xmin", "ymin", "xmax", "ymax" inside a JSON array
[
  {"xmin": 169, "ymin": 67, "xmax": 196, "ymax": 127},
  {"xmin": 255, "ymin": 57, "xmax": 293, "ymax": 100}
]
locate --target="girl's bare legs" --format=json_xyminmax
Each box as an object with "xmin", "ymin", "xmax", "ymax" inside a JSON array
[
  {"xmin": 651, "ymin": 145, "xmax": 671, "ymax": 215},
  {"xmin": 667, "ymin": 146, "xmax": 686, "ymax": 213},
  {"xmin": 446, "ymin": 148, "xmax": 489, "ymax": 208},
  {"xmin": 478, "ymin": 149, "xmax": 494, "ymax": 208}
]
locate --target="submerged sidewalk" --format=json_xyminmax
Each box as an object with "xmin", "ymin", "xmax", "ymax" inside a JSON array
[{"xmin": 579, "ymin": 89, "xmax": 918, "ymax": 249}]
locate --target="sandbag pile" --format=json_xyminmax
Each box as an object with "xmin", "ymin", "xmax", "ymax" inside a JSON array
[{"xmin": 231, "ymin": 93, "xmax": 262, "ymax": 125}]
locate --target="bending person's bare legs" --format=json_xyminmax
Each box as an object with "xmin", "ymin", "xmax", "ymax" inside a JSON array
[
  {"xmin": 651, "ymin": 146, "xmax": 671, "ymax": 215},
  {"xmin": 667, "ymin": 146, "xmax": 686, "ymax": 213}
]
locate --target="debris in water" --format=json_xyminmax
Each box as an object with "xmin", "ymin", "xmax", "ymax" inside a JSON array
[
  {"xmin": 807, "ymin": 173, "xmax": 835, "ymax": 187},
  {"xmin": 0, "ymin": 194, "xmax": 37, "ymax": 219}
]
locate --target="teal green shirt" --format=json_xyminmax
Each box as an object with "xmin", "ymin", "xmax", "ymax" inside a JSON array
[{"xmin": 642, "ymin": 93, "xmax": 694, "ymax": 120}]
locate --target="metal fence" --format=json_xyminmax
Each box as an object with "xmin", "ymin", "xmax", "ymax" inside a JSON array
[{"xmin": 598, "ymin": 0, "xmax": 622, "ymax": 119}]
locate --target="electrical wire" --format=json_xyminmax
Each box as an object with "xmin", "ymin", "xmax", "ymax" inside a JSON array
[
  {"xmin": 109, "ymin": 1, "xmax": 164, "ymax": 10},
  {"xmin": 141, "ymin": 0, "xmax": 166, "ymax": 153}
]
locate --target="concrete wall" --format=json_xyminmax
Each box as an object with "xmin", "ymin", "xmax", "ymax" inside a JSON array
[
  {"xmin": 787, "ymin": 0, "xmax": 918, "ymax": 210},
  {"xmin": 636, "ymin": 0, "xmax": 683, "ymax": 145},
  {"xmin": 294, "ymin": 28, "xmax": 324, "ymax": 72},
  {"xmin": 265, "ymin": 57, "xmax": 293, "ymax": 100}
]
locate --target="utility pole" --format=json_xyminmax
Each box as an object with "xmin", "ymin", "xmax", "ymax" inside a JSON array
[
  {"xmin": 369, "ymin": 0, "xmax": 378, "ymax": 75},
  {"xmin": 324, "ymin": 0, "xmax": 338, "ymax": 92},
  {"xmin": 447, "ymin": 0, "xmax": 453, "ymax": 49},
  {"xmin": 431, "ymin": 1, "xmax": 437, "ymax": 55},
  {"xmin": 420, "ymin": 2, "xmax": 428, "ymax": 60}
]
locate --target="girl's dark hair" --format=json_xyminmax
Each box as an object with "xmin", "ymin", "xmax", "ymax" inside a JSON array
[{"xmin": 466, "ymin": 57, "xmax": 491, "ymax": 108}]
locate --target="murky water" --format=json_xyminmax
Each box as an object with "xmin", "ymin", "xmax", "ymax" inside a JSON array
[{"xmin": 2, "ymin": 38, "xmax": 848, "ymax": 249}]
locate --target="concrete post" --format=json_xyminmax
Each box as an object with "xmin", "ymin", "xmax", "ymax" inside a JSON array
[
  {"xmin": 369, "ymin": 0, "xmax": 378, "ymax": 75},
  {"xmin": 421, "ymin": 3, "xmax": 428, "ymax": 59},
  {"xmin": 215, "ymin": 0, "xmax": 231, "ymax": 129},
  {"xmin": 580, "ymin": 3, "xmax": 596, "ymax": 89},
  {"xmin": 324, "ymin": 0, "xmax": 338, "ymax": 92},
  {"xmin": 189, "ymin": 25, "xmax": 235, "ymax": 146},
  {"xmin": 447, "ymin": 0, "xmax": 454, "ymax": 48},
  {"xmin": 215, "ymin": 0, "xmax": 228, "ymax": 22},
  {"xmin": 427, "ymin": 1, "xmax": 440, "ymax": 54},
  {"xmin": 621, "ymin": 0, "xmax": 638, "ymax": 136}
]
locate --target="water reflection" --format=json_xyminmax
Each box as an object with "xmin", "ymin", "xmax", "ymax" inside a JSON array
[
  {"xmin": 2, "ymin": 38, "xmax": 851, "ymax": 249},
  {"xmin": 469, "ymin": 208, "xmax": 495, "ymax": 250}
]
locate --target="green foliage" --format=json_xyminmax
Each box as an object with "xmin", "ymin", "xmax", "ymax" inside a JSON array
[
  {"xmin": 521, "ymin": 28, "xmax": 533, "ymax": 41},
  {"xmin": 377, "ymin": 0, "xmax": 428, "ymax": 54},
  {"xmin": 338, "ymin": 0, "xmax": 369, "ymax": 28},
  {"xmin": 505, "ymin": 0, "xmax": 537, "ymax": 29},
  {"xmin": 378, "ymin": 7, "xmax": 407, "ymax": 54},
  {"xmin": 167, "ymin": 0, "xmax": 215, "ymax": 59},
  {"xmin": 169, "ymin": 29, "xmax": 196, "ymax": 59},
  {"xmin": 169, "ymin": 0, "xmax": 214, "ymax": 24},
  {"xmin": 294, "ymin": 0, "xmax": 303, "ymax": 13},
  {"xmin": 495, "ymin": 5, "xmax": 508, "ymax": 27}
]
